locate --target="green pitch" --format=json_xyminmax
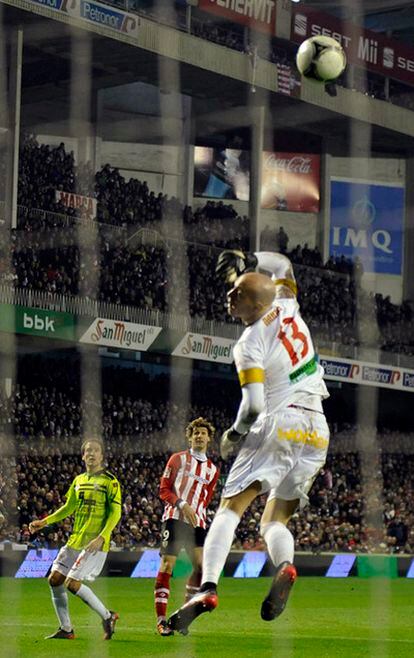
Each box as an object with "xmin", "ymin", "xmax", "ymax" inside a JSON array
[{"xmin": 0, "ymin": 577, "xmax": 413, "ymax": 658}]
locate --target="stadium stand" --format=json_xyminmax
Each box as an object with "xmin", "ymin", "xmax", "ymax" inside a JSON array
[{"xmin": 1, "ymin": 366, "xmax": 413, "ymax": 555}]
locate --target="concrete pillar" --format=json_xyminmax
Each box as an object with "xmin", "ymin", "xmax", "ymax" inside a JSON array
[{"xmin": 249, "ymin": 105, "xmax": 265, "ymax": 252}]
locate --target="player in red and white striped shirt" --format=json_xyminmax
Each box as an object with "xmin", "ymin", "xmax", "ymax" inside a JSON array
[{"xmin": 154, "ymin": 417, "xmax": 219, "ymax": 636}]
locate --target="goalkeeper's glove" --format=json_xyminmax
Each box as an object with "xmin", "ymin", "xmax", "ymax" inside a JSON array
[
  {"xmin": 215, "ymin": 249, "xmax": 258, "ymax": 285},
  {"xmin": 220, "ymin": 426, "xmax": 246, "ymax": 460}
]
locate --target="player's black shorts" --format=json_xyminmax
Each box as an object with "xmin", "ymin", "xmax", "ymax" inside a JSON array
[{"xmin": 159, "ymin": 519, "xmax": 207, "ymax": 557}]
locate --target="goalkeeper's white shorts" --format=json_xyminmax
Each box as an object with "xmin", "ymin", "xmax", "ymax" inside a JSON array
[
  {"xmin": 223, "ymin": 406, "xmax": 329, "ymax": 508},
  {"xmin": 51, "ymin": 545, "xmax": 107, "ymax": 581}
]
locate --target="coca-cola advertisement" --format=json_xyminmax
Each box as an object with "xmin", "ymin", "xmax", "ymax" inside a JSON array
[{"xmin": 261, "ymin": 152, "xmax": 320, "ymax": 212}]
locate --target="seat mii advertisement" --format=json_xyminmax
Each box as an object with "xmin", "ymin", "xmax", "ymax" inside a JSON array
[{"xmin": 329, "ymin": 179, "xmax": 404, "ymax": 274}]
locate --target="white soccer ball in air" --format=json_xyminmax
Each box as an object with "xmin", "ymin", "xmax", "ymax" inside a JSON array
[{"xmin": 296, "ymin": 36, "xmax": 347, "ymax": 83}]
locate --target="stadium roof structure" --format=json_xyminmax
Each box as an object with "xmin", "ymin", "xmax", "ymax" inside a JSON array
[{"xmin": 1, "ymin": 1, "xmax": 414, "ymax": 155}]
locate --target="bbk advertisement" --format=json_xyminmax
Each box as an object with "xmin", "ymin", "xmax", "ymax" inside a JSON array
[{"xmin": 0, "ymin": 304, "xmax": 76, "ymax": 340}]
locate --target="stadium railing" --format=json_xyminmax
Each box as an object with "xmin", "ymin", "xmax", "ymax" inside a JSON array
[{"xmin": 0, "ymin": 281, "xmax": 241, "ymax": 339}]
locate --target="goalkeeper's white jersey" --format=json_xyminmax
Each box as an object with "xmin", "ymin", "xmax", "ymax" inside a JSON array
[{"xmin": 233, "ymin": 298, "xmax": 328, "ymax": 415}]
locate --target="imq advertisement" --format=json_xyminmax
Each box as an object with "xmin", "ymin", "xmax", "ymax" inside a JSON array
[{"xmin": 329, "ymin": 180, "xmax": 404, "ymax": 275}]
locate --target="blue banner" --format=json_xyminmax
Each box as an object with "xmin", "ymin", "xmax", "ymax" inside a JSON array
[
  {"xmin": 329, "ymin": 180, "xmax": 404, "ymax": 274},
  {"xmin": 80, "ymin": 0, "xmax": 138, "ymax": 33},
  {"xmin": 26, "ymin": 0, "xmax": 139, "ymax": 35}
]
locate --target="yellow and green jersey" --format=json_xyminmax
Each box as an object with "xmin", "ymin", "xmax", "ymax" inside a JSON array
[{"xmin": 45, "ymin": 470, "xmax": 122, "ymax": 551}]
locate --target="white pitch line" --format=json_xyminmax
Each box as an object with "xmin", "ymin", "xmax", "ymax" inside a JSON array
[{"xmin": 1, "ymin": 623, "xmax": 413, "ymax": 644}]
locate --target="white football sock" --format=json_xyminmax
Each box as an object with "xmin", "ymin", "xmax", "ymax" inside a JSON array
[
  {"xmin": 50, "ymin": 584, "xmax": 72, "ymax": 632},
  {"xmin": 202, "ymin": 508, "xmax": 240, "ymax": 585},
  {"xmin": 261, "ymin": 521, "xmax": 294, "ymax": 567},
  {"xmin": 76, "ymin": 584, "xmax": 111, "ymax": 620}
]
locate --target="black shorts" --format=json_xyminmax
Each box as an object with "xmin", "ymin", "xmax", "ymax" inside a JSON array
[{"xmin": 159, "ymin": 519, "xmax": 207, "ymax": 557}]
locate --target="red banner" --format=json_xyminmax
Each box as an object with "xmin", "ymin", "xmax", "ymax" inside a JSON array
[
  {"xmin": 198, "ymin": 0, "xmax": 276, "ymax": 35},
  {"xmin": 261, "ymin": 152, "xmax": 320, "ymax": 213},
  {"xmin": 291, "ymin": 6, "xmax": 414, "ymax": 87},
  {"xmin": 55, "ymin": 190, "xmax": 97, "ymax": 219}
]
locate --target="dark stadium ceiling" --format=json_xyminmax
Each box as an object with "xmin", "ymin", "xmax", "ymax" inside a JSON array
[{"xmin": 1, "ymin": 2, "xmax": 414, "ymax": 155}]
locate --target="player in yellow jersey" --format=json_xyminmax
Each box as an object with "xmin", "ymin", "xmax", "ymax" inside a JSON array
[
  {"xmin": 169, "ymin": 250, "xmax": 329, "ymax": 633},
  {"xmin": 29, "ymin": 439, "xmax": 122, "ymax": 640}
]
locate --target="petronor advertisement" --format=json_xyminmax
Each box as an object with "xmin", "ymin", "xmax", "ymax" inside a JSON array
[
  {"xmin": 320, "ymin": 355, "xmax": 414, "ymax": 393},
  {"xmin": 26, "ymin": 0, "xmax": 139, "ymax": 37},
  {"xmin": 0, "ymin": 304, "xmax": 76, "ymax": 340},
  {"xmin": 79, "ymin": 318, "xmax": 162, "ymax": 351}
]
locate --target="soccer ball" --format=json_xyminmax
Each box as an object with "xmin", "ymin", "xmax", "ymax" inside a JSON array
[{"xmin": 296, "ymin": 36, "xmax": 346, "ymax": 83}]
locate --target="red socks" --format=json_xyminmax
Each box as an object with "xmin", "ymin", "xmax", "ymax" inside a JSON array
[{"xmin": 154, "ymin": 571, "xmax": 171, "ymax": 622}]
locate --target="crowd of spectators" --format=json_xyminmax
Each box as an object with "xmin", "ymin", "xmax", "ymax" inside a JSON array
[
  {"xmin": 7, "ymin": 135, "xmax": 414, "ymax": 354},
  {"xmin": 1, "ymin": 412, "xmax": 414, "ymax": 554},
  {"xmin": 0, "ymin": 363, "xmax": 413, "ymax": 555},
  {"xmin": 6, "ymin": 220, "xmax": 414, "ymax": 354}
]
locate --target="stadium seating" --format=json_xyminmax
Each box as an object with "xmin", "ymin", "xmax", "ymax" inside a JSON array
[{"xmin": 0, "ymin": 370, "xmax": 413, "ymax": 554}]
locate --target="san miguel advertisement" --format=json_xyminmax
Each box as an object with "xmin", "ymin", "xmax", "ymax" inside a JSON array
[
  {"xmin": 172, "ymin": 333, "xmax": 236, "ymax": 364},
  {"xmin": 329, "ymin": 180, "xmax": 404, "ymax": 275},
  {"xmin": 261, "ymin": 152, "xmax": 320, "ymax": 212},
  {"xmin": 292, "ymin": 6, "xmax": 414, "ymax": 87},
  {"xmin": 79, "ymin": 318, "xmax": 162, "ymax": 351},
  {"xmin": 198, "ymin": 0, "xmax": 276, "ymax": 35}
]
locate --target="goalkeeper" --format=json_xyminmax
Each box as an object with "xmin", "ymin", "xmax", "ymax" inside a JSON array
[
  {"xmin": 29, "ymin": 439, "xmax": 122, "ymax": 640},
  {"xmin": 169, "ymin": 248, "xmax": 329, "ymax": 633},
  {"xmin": 215, "ymin": 248, "xmax": 298, "ymax": 294}
]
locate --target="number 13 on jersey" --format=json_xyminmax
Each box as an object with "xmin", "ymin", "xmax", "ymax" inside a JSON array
[{"xmin": 278, "ymin": 317, "xmax": 309, "ymax": 366}]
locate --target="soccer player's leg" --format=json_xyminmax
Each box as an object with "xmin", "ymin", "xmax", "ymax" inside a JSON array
[
  {"xmin": 45, "ymin": 546, "xmax": 76, "ymax": 639},
  {"xmin": 155, "ymin": 520, "xmax": 181, "ymax": 636},
  {"xmin": 168, "ymin": 483, "xmax": 260, "ymax": 633},
  {"xmin": 154, "ymin": 556, "xmax": 176, "ymax": 636},
  {"xmin": 260, "ymin": 496, "xmax": 298, "ymax": 621},
  {"xmin": 259, "ymin": 413, "xmax": 329, "ymax": 621},
  {"xmin": 65, "ymin": 550, "xmax": 118, "ymax": 639},
  {"xmin": 185, "ymin": 553, "xmax": 202, "ymax": 603}
]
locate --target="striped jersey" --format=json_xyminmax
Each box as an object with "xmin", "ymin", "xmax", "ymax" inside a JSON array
[{"xmin": 160, "ymin": 450, "xmax": 219, "ymax": 528}]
